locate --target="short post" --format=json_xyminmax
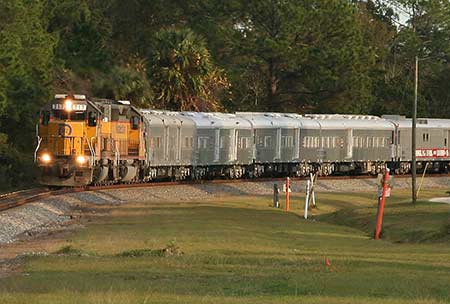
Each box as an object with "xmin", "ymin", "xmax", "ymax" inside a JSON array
[
  {"xmin": 310, "ymin": 173, "xmax": 316, "ymax": 208},
  {"xmin": 273, "ymin": 184, "xmax": 280, "ymax": 208},
  {"xmin": 285, "ymin": 177, "xmax": 290, "ymax": 212},
  {"xmin": 416, "ymin": 161, "xmax": 429, "ymax": 199},
  {"xmin": 304, "ymin": 180, "xmax": 311, "ymax": 219},
  {"xmin": 374, "ymin": 168, "xmax": 390, "ymax": 240}
]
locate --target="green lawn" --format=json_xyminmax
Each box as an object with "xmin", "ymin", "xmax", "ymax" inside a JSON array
[{"xmin": 1, "ymin": 188, "xmax": 450, "ymax": 304}]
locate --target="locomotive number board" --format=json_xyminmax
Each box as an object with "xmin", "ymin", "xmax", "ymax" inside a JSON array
[
  {"xmin": 416, "ymin": 148, "xmax": 450, "ymax": 158},
  {"xmin": 52, "ymin": 104, "xmax": 87, "ymax": 111}
]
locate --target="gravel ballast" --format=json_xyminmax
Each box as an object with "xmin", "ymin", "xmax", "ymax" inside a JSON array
[{"xmin": 1, "ymin": 176, "xmax": 449, "ymax": 245}]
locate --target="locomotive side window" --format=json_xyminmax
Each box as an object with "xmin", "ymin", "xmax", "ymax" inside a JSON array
[
  {"xmin": 131, "ymin": 116, "xmax": 139, "ymax": 130},
  {"xmin": 111, "ymin": 109, "xmax": 120, "ymax": 121},
  {"xmin": 88, "ymin": 112, "xmax": 97, "ymax": 127},
  {"xmin": 41, "ymin": 111, "xmax": 50, "ymax": 125}
]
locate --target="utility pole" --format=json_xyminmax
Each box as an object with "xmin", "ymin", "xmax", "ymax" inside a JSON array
[
  {"xmin": 411, "ymin": 3, "xmax": 418, "ymax": 205},
  {"xmin": 412, "ymin": 55, "xmax": 418, "ymax": 205}
]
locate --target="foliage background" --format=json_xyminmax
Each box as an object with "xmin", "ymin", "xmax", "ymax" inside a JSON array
[{"xmin": 1, "ymin": 0, "xmax": 450, "ymax": 189}]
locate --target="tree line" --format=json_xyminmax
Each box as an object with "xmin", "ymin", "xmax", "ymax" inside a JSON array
[{"xmin": 1, "ymin": 0, "xmax": 450, "ymax": 188}]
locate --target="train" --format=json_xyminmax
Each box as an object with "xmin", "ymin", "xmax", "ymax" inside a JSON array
[{"xmin": 34, "ymin": 94, "xmax": 450, "ymax": 186}]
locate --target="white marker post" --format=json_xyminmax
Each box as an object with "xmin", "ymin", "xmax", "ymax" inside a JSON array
[
  {"xmin": 304, "ymin": 180, "xmax": 311, "ymax": 219},
  {"xmin": 310, "ymin": 173, "xmax": 316, "ymax": 208},
  {"xmin": 304, "ymin": 172, "xmax": 317, "ymax": 219}
]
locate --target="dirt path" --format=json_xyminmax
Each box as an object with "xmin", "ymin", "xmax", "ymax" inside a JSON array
[
  {"xmin": 0, "ymin": 221, "xmax": 84, "ymax": 279},
  {"xmin": 429, "ymin": 197, "xmax": 450, "ymax": 204}
]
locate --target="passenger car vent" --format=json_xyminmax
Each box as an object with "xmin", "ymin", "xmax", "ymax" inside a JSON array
[{"xmin": 417, "ymin": 119, "xmax": 428, "ymax": 124}]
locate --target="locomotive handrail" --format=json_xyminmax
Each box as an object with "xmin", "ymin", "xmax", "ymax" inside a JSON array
[
  {"xmin": 86, "ymin": 137, "xmax": 96, "ymax": 166},
  {"xmin": 34, "ymin": 136, "xmax": 42, "ymax": 163},
  {"xmin": 34, "ymin": 124, "xmax": 42, "ymax": 163},
  {"xmin": 112, "ymin": 140, "xmax": 120, "ymax": 166}
]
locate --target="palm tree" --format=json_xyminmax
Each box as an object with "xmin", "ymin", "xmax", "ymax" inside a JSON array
[{"xmin": 149, "ymin": 28, "xmax": 229, "ymax": 111}]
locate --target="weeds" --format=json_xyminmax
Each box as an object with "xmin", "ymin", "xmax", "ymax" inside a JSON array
[
  {"xmin": 116, "ymin": 241, "xmax": 184, "ymax": 258},
  {"xmin": 53, "ymin": 246, "xmax": 91, "ymax": 257}
]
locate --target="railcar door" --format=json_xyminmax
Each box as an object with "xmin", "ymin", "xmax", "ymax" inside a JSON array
[
  {"xmin": 275, "ymin": 128, "xmax": 282, "ymax": 161},
  {"xmin": 444, "ymin": 130, "xmax": 450, "ymax": 150},
  {"xmin": 294, "ymin": 128, "xmax": 300, "ymax": 160},
  {"xmin": 214, "ymin": 128, "xmax": 220, "ymax": 163},
  {"xmin": 176, "ymin": 126, "xmax": 181, "ymax": 162},
  {"xmin": 346, "ymin": 129, "xmax": 353, "ymax": 160},
  {"xmin": 232, "ymin": 129, "xmax": 239, "ymax": 162}
]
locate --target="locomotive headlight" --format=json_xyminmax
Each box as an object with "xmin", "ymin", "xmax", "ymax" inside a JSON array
[
  {"xmin": 41, "ymin": 153, "xmax": 51, "ymax": 163},
  {"xmin": 76, "ymin": 155, "xmax": 87, "ymax": 165},
  {"xmin": 64, "ymin": 99, "xmax": 73, "ymax": 112}
]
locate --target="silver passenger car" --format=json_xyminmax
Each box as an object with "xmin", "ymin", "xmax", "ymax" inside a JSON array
[
  {"xmin": 384, "ymin": 115, "xmax": 450, "ymax": 172},
  {"xmin": 385, "ymin": 116, "xmax": 450, "ymax": 161},
  {"xmin": 180, "ymin": 112, "xmax": 253, "ymax": 166},
  {"xmin": 236, "ymin": 112, "xmax": 302, "ymax": 164},
  {"xmin": 302, "ymin": 115, "xmax": 395, "ymax": 173},
  {"xmin": 140, "ymin": 110, "xmax": 195, "ymax": 167}
]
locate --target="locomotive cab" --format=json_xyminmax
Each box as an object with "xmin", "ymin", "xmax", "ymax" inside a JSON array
[{"xmin": 36, "ymin": 94, "xmax": 102, "ymax": 186}]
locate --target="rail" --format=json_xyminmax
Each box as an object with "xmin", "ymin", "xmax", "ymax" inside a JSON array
[{"xmin": 0, "ymin": 188, "xmax": 81, "ymax": 212}]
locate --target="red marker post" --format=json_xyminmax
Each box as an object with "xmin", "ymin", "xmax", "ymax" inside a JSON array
[{"xmin": 374, "ymin": 168, "xmax": 390, "ymax": 240}]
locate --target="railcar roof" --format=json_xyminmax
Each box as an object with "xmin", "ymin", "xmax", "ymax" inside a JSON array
[
  {"xmin": 180, "ymin": 112, "xmax": 252, "ymax": 128},
  {"xmin": 282, "ymin": 113, "xmax": 320, "ymax": 128},
  {"xmin": 305, "ymin": 114, "xmax": 395, "ymax": 130},
  {"xmin": 235, "ymin": 112, "xmax": 304, "ymax": 128},
  {"xmin": 383, "ymin": 115, "xmax": 450, "ymax": 129},
  {"xmin": 140, "ymin": 109, "xmax": 185, "ymax": 126}
]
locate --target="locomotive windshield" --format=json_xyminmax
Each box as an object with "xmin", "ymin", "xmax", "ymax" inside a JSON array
[
  {"xmin": 51, "ymin": 109, "xmax": 86, "ymax": 121},
  {"xmin": 48, "ymin": 97, "xmax": 89, "ymax": 121}
]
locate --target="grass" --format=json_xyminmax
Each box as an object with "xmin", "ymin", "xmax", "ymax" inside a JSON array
[{"xmin": 0, "ymin": 188, "xmax": 449, "ymax": 303}]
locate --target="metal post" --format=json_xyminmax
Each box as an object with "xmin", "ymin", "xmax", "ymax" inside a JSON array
[
  {"xmin": 285, "ymin": 177, "xmax": 290, "ymax": 212},
  {"xmin": 412, "ymin": 55, "xmax": 418, "ymax": 205},
  {"xmin": 273, "ymin": 184, "xmax": 280, "ymax": 208}
]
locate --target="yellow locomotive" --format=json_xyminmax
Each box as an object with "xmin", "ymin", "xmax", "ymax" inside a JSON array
[{"xmin": 35, "ymin": 94, "xmax": 145, "ymax": 186}]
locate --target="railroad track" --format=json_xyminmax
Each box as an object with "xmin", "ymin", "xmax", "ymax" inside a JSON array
[
  {"xmin": 0, "ymin": 188, "xmax": 73, "ymax": 212},
  {"xmin": 1, "ymin": 173, "xmax": 448, "ymax": 212}
]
